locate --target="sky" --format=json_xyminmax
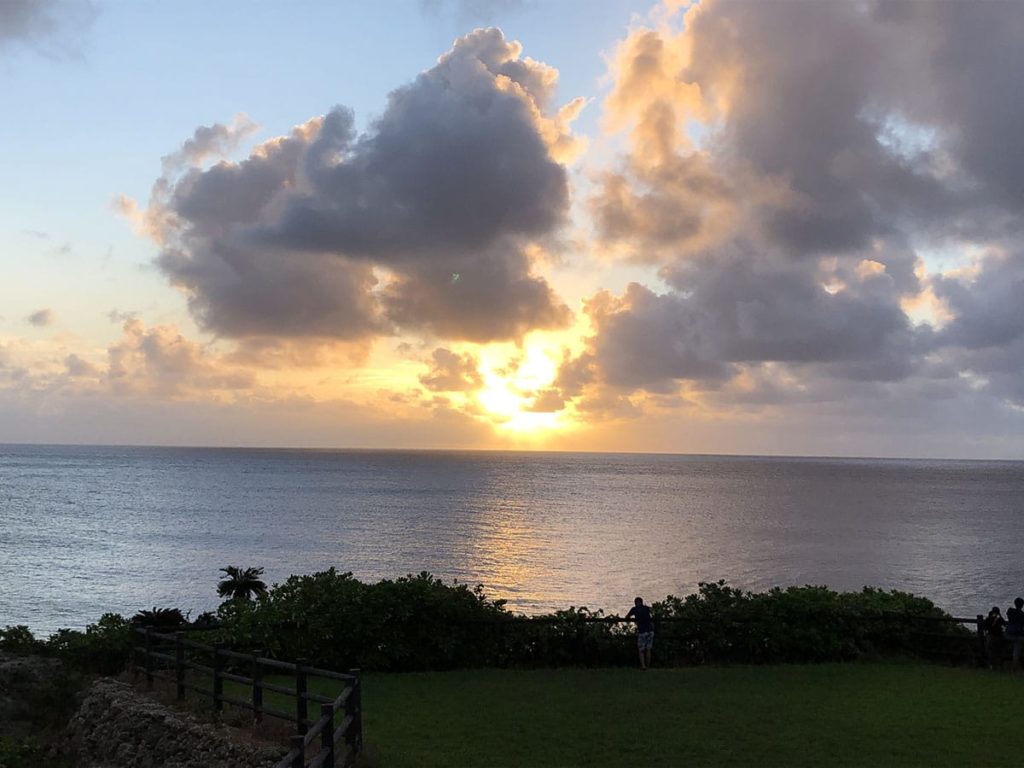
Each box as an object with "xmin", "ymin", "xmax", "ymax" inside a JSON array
[{"xmin": 2, "ymin": 0, "xmax": 1024, "ymax": 458}]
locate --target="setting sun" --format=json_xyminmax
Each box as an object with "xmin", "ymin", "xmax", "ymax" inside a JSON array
[{"xmin": 476, "ymin": 340, "xmax": 567, "ymax": 434}]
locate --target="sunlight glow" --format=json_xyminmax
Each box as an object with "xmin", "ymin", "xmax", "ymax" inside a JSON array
[{"xmin": 475, "ymin": 339, "xmax": 568, "ymax": 434}]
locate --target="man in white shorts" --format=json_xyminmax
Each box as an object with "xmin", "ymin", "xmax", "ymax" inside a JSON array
[{"xmin": 626, "ymin": 596, "xmax": 654, "ymax": 669}]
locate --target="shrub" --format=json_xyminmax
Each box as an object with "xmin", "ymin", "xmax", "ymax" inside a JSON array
[
  {"xmin": 130, "ymin": 607, "xmax": 188, "ymax": 628},
  {"xmin": 0, "ymin": 625, "xmax": 43, "ymax": 656},
  {"xmin": 650, "ymin": 581, "xmax": 966, "ymax": 665},
  {"xmin": 0, "ymin": 736, "xmax": 48, "ymax": 768},
  {"xmin": 210, "ymin": 570, "xmax": 509, "ymax": 671},
  {"xmin": 0, "ymin": 615, "xmax": 133, "ymax": 675},
  {"xmin": 44, "ymin": 613, "xmax": 132, "ymax": 675},
  {"xmin": 206, "ymin": 573, "xmax": 970, "ymax": 672}
]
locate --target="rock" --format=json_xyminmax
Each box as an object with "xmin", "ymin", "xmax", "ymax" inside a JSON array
[
  {"xmin": 64, "ymin": 679, "xmax": 284, "ymax": 768},
  {"xmin": 0, "ymin": 652, "xmax": 68, "ymax": 736}
]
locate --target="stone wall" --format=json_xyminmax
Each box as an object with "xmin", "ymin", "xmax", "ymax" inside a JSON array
[{"xmin": 64, "ymin": 679, "xmax": 285, "ymax": 768}]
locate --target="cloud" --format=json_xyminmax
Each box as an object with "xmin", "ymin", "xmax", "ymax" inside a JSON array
[
  {"xmin": 161, "ymin": 114, "xmax": 259, "ymax": 174},
  {"xmin": 931, "ymin": 248, "xmax": 1024, "ymax": 405},
  {"xmin": 578, "ymin": 284, "xmax": 734, "ymax": 391},
  {"xmin": 27, "ymin": 308, "xmax": 55, "ymax": 327},
  {"xmin": 558, "ymin": 241, "xmax": 924, "ymax": 402},
  {"xmin": 0, "ymin": 0, "xmax": 95, "ymax": 56},
  {"xmin": 136, "ymin": 28, "xmax": 577, "ymax": 345},
  {"xmin": 105, "ymin": 318, "xmax": 254, "ymax": 397},
  {"xmin": 596, "ymin": 1, "xmax": 986, "ymax": 261},
  {"xmin": 525, "ymin": 387, "xmax": 564, "ymax": 413},
  {"xmin": 597, "ymin": 0, "xmax": 1024, "ymax": 257},
  {"xmin": 381, "ymin": 244, "xmax": 570, "ymax": 342},
  {"xmin": 0, "ymin": 317, "xmax": 260, "ymax": 411},
  {"xmin": 0, "ymin": 327, "xmax": 500, "ymax": 450},
  {"xmin": 562, "ymin": 0, "xmax": 1024, "ymax": 420},
  {"xmin": 64, "ymin": 353, "xmax": 98, "ymax": 378},
  {"xmin": 894, "ymin": 2, "xmax": 1024, "ymax": 217},
  {"xmin": 419, "ymin": 348, "xmax": 483, "ymax": 392},
  {"xmin": 225, "ymin": 337, "xmax": 372, "ymax": 370}
]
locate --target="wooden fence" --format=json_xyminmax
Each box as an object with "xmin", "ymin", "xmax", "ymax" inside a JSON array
[
  {"xmin": 132, "ymin": 627, "xmax": 362, "ymax": 768},
  {"xmin": 454, "ymin": 611, "xmax": 989, "ymax": 667}
]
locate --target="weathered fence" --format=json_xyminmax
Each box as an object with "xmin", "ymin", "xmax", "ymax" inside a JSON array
[{"xmin": 132, "ymin": 627, "xmax": 362, "ymax": 768}]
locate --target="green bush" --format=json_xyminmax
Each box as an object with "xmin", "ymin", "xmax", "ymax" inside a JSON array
[
  {"xmin": 205, "ymin": 573, "xmax": 971, "ymax": 672},
  {"xmin": 44, "ymin": 613, "xmax": 132, "ymax": 675},
  {"xmin": 210, "ymin": 570, "xmax": 509, "ymax": 671},
  {"xmin": 0, "ymin": 736, "xmax": 48, "ymax": 768},
  {"xmin": 650, "ymin": 582, "xmax": 966, "ymax": 665},
  {"xmin": 2, "ymin": 616, "xmax": 132, "ymax": 674},
  {"xmin": 12, "ymin": 576, "xmax": 965, "ymax": 675},
  {"xmin": 0, "ymin": 626, "xmax": 44, "ymax": 656}
]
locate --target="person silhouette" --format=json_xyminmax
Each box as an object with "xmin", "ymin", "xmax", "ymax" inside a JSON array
[
  {"xmin": 1006, "ymin": 597, "xmax": 1024, "ymax": 669},
  {"xmin": 984, "ymin": 606, "xmax": 1006, "ymax": 669},
  {"xmin": 626, "ymin": 596, "xmax": 654, "ymax": 670}
]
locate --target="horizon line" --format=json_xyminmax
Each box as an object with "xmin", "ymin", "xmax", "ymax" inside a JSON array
[{"xmin": 1, "ymin": 440, "xmax": 1021, "ymax": 464}]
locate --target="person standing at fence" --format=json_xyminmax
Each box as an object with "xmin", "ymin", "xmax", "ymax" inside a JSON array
[
  {"xmin": 984, "ymin": 606, "xmax": 1006, "ymax": 669},
  {"xmin": 626, "ymin": 597, "xmax": 654, "ymax": 670},
  {"xmin": 1006, "ymin": 597, "xmax": 1024, "ymax": 669}
]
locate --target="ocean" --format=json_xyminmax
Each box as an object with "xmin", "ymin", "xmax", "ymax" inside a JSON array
[{"xmin": 2, "ymin": 444, "xmax": 1022, "ymax": 634}]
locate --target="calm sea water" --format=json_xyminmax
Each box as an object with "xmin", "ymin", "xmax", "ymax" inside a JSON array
[{"xmin": 2, "ymin": 444, "xmax": 1022, "ymax": 634}]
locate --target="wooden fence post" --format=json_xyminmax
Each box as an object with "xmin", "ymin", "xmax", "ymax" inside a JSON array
[
  {"xmin": 143, "ymin": 627, "xmax": 154, "ymax": 690},
  {"xmin": 213, "ymin": 644, "xmax": 224, "ymax": 713},
  {"xmin": 175, "ymin": 631, "xmax": 185, "ymax": 701},
  {"xmin": 295, "ymin": 658, "xmax": 308, "ymax": 735},
  {"xmin": 346, "ymin": 668, "xmax": 362, "ymax": 755},
  {"xmin": 289, "ymin": 734, "xmax": 305, "ymax": 768},
  {"xmin": 320, "ymin": 703, "xmax": 335, "ymax": 768},
  {"xmin": 252, "ymin": 651, "xmax": 264, "ymax": 723}
]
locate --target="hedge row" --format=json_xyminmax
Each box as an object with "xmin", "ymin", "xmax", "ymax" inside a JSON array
[{"xmin": 1, "ymin": 573, "xmax": 972, "ymax": 673}]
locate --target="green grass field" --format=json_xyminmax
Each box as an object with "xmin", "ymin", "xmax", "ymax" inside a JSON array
[{"xmin": 229, "ymin": 664, "xmax": 1024, "ymax": 767}]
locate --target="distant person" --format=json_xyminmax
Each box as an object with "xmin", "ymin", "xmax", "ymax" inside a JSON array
[
  {"xmin": 626, "ymin": 597, "xmax": 654, "ymax": 670},
  {"xmin": 1006, "ymin": 597, "xmax": 1024, "ymax": 669},
  {"xmin": 984, "ymin": 606, "xmax": 1006, "ymax": 669}
]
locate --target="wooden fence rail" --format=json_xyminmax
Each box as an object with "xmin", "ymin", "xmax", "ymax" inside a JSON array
[
  {"xmin": 131, "ymin": 627, "xmax": 361, "ymax": 768},
  {"xmin": 454, "ymin": 611, "xmax": 989, "ymax": 667}
]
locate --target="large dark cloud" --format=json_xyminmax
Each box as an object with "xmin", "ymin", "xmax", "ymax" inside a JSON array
[
  {"xmin": 597, "ymin": 0, "xmax": 1023, "ymax": 260},
  {"xmin": 686, "ymin": 0, "xmax": 971, "ymax": 255},
  {"xmin": 570, "ymin": 247, "xmax": 920, "ymax": 397},
  {"xmin": 381, "ymin": 246, "xmax": 569, "ymax": 342},
  {"xmin": 932, "ymin": 250, "xmax": 1024, "ymax": 405},
  {"xmin": 566, "ymin": 0, "xmax": 1024, "ymax": 415},
  {"xmin": 890, "ymin": 1, "xmax": 1024, "ymax": 216},
  {"xmin": 561, "ymin": 0, "xmax": 1024, "ymax": 415},
  {"xmin": 582, "ymin": 284, "xmax": 735, "ymax": 390},
  {"xmin": 147, "ymin": 28, "xmax": 574, "ymax": 344}
]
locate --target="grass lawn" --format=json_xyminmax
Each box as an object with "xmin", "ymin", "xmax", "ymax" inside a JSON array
[{"xmin": 228, "ymin": 663, "xmax": 1024, "ymax": 767}]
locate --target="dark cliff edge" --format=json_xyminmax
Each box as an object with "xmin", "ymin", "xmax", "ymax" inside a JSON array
[{"xmin": 0, "ymin": 654, "xmax": 283, "ymax": 768}]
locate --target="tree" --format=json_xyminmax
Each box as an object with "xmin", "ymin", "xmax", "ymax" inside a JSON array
[
  {"xmin": 130, "ymin": 607, "xmax": 187, "ymax": 627},
  {"xmin": 217, "ymin": 566, "xmax": 268, "ymax": 602}
]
